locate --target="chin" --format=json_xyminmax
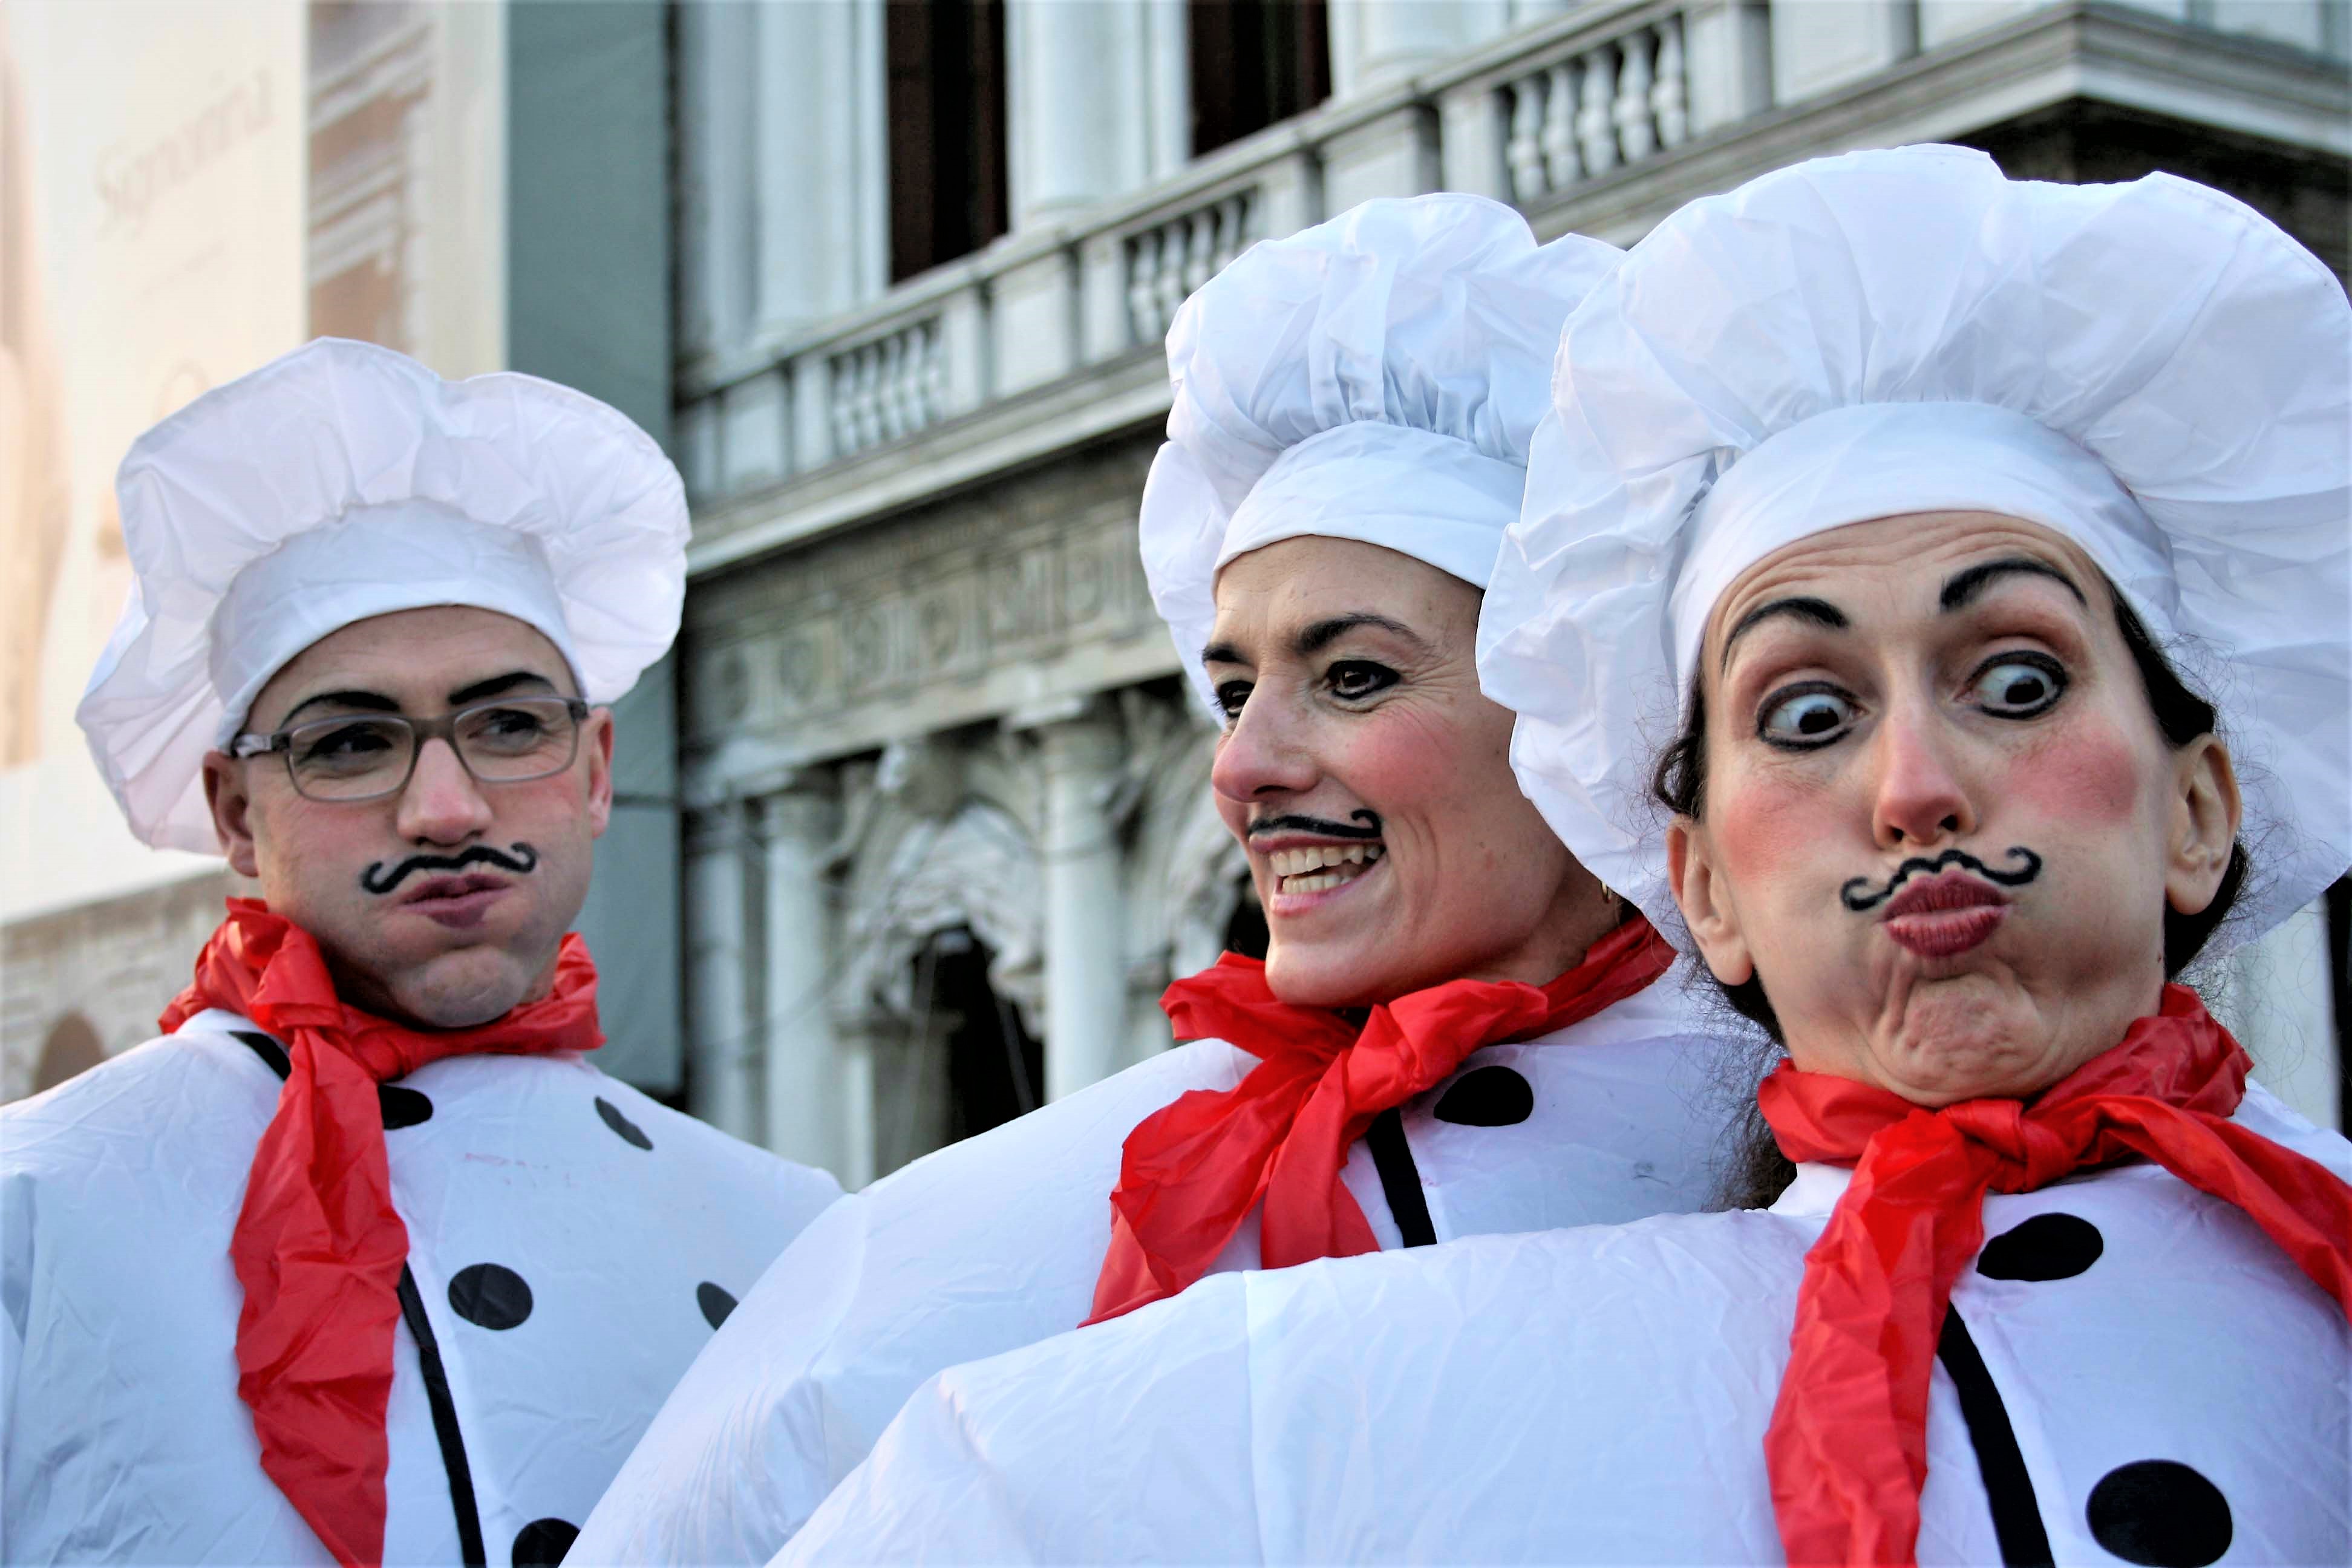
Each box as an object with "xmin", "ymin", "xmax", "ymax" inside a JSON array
[
  {"xmin": 390, "ymin": 953, "xmax": 534, "ymax": 1030},
  {"xmin": 1262, "ymin": 939, "xmax": 1389, "ymax": 1010},
  {"xmin": 1879, "ymin": 992, "xmax": 2056, "ymax": 1105}
]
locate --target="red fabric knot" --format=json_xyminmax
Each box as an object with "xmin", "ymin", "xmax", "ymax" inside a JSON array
[
  {"xmin": 159, "ymin": 898, "xmax": 602, "ymax": 1568},
  {"xmin": 1083, "ymin": 914, "xmax": 1675, "ymax": 1326},
  {"xmin": 1756, "ymin": 984, "xmax": 2352, "ymax": 1568}
]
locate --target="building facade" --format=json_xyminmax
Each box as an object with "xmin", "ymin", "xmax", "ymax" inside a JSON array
[{"xmin": 671, "ymin": 0, "xmax": 2352, "ymax": 1187}]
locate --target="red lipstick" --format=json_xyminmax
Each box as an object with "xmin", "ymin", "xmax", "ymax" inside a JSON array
[{"xmin": 1881, "ymin": 871, "xmax": 2010, "ymax": 959}]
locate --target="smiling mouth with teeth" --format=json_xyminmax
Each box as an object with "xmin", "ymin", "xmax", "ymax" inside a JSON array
[{"xmin": 1266, "ymin": 842, "xmax": 1386, "ymax": 895}]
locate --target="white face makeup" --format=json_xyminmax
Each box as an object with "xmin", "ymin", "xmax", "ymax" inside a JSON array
[
  {"xmin": 1205, "ymin": 535, "xmax": 1616, "ymax": 1009},
  {"xmin": 1667, "ymin": 512, "xmax": 2241, "ymax": 1106}
]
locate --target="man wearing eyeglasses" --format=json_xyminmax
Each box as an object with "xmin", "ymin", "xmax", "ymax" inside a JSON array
[{"xmin": 0, "ymin": 339, "xmax": 841, "ymax": 1568}]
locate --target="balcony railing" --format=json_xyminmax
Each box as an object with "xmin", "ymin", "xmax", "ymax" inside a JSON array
[{"xmin": 675, "ymin": 0, "xmax": 2347, "ymax": 516}]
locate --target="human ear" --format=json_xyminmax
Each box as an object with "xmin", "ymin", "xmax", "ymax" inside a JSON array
[
  {"xmin": 583, "ymin": 708, "xmax": 615, "ymax": 839},
  {"xmin": 201, "ymin": 751, "xmax": 263, "ymax": 878},
  {"xmin": 2163, "ymin": 734, "xmax": 2242, "ymax": 918},
  {"xmin": 1667, "ymin": 817, "xmax": 1754, "ymax": 985}
]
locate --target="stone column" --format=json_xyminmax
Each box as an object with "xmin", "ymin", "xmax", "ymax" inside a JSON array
[
  {"xmin": 756, "ymin": 785, "xmax": 845, "ymax": 1177},
  {"xmin": 752, "ymin": 0, "xmax": 886, "ymax": 333},
  {"xmin": 1005, "ymin": 0, "xmax": 1154, "ymax": 227},
  {"xmin": 1028, "ymin": 701, "xmax": 1130, "ymax": 1102},
  {"xmin": 675, "ymin": 0, "xmax": 757, "ymax": 357},
  {"xmin": 684, "ymin": 802, "xmax": 761, "ymax": 1143}
]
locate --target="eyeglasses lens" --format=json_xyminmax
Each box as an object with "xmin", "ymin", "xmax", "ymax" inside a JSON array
[{"xmin": 284, "ymin": 698, "xmax": 580, "ymax": 801}]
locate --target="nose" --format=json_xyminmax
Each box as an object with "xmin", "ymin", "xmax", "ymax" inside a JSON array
[
  {"xmin": 1869, "ymin": 699, "xmax": 1976, "ymax": 851},
  {"xmin": 1209, "ymin": 687, "xmax": 1320, "ymax": 808},
  {"xmin": 394, "ymin": 737, "xmax": 495, "ymax": 844}
]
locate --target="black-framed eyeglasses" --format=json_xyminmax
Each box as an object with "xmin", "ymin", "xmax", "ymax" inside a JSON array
[{"xmin": 230, "ymin": 697, "xmax": 590, "ymax": 803}]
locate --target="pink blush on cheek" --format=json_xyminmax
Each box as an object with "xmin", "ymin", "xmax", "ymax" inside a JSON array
[
  {"xmin": 2008, "ymin": 726, "xmax": 2148, "ymax": 826},
  {"xmin": 1708, "ymin": 774, "xmax": 1831, "ymax": 885}
]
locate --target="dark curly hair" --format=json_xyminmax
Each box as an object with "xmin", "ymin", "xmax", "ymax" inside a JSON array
[{"xmin": 1655, "ymin": 583, "xmax": 2249, "ymax": 1209}]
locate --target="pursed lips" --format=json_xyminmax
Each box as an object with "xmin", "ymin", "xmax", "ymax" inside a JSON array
[
  {"xmin": 1880, "ymin": 869, "xmax": 2010, "ymax": 959},
  {"xmin": 401, "ymin": 872, "xmax": 513, "ymax": 929}
]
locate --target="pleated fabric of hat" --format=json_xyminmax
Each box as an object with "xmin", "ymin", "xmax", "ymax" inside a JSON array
[
  {"xmin": 1138, "ymin": 194, "xmax": 1621, "ymax": 714},
  {"xmin": 1478, "ymin": 144, "xmax": 2352, "ymax": 949},
  {"xmin": 76, "ymin": 337, "xmax": 688, "ymax": 853}
]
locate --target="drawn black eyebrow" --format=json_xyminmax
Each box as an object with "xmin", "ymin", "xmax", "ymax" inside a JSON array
[
  {"xmin": 1719, "ymin": 596, "xmax": 1847, "ymax": 672},
  {"xmin": 1939, "ymin": 556, "xmax": 2087, "ymax": 613},
  {"xmin": 448, "ymin": 670, "xmax": 560, "ymax": 706},
  {"xmin": 1202, "ymin": 612, "xmax": 1427, "ymax": 670}
]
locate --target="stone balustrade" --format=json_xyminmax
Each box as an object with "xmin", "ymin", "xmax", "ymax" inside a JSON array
[{"xmin": 673, "ymin": 0, "xmax": 2347, "ymax": 514}]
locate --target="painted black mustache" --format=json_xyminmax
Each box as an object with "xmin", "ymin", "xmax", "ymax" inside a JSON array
[
  {"xmin": 1247, "ymin": 809, "xmax": 1383, "ymax": 840},
  {"xmin": 362, "ymin": 842, "xmax": 540, "ymax": 897},
  {"xmin": 1840, "ymin": 846, "xmax": 2042, "ymax": 913}
]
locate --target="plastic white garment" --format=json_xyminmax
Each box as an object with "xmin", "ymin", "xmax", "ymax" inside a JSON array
[
  {"xmin": 0, "ymin": 1009, "xmax": 840, "ymax": 1566},
  {"xmin": 1479, "ymin": 145, "xmax": 2352, "ymax": 948},
  {"xmin": 570, "ymin": 976, "xmax": 1736, "ymax": 1566},
  {"xmin": 76, "ymin": 338, "xmax": 689, "ymax": 853},
  {"xmin": 783, "ymin": 1083, "xmax": 2350, "ymax": 1566},
  {"xmin": 1140, "ymin": 194, "xmax": 1618, "ymax": 714}
]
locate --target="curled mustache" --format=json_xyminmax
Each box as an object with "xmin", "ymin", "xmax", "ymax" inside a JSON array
[
  {"xmin": 1840, "ymin": 845, "xmax": 2042, "ymax": 913},
  {"xmin": 1246, "ymin": 809, "xmax": 1383, "ymax": 840},
  {"xmin": 361, "ymin": 841, "xmax": 540, "ymax": 897}
]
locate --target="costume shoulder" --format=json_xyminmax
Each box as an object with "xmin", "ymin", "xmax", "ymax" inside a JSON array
[
  {"xmin": 0, "ymin": 1011, "xmax": 280, "ymax": 1184},
  {"xmin": 573, "ymin": 1036, "xmax": 1253, "ymax": 1567},
  {"xmin": 780, "ymin": 1211, "xmax": 1809, "ymax": 1566}
]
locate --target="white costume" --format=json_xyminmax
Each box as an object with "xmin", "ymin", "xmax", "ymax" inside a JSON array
[
  {"xmin": 779, "ymin": 149, "xmax": 2352, "ymax": 1566},
  {"xmin": 575, "ymin": 196, "xmax": 1734, "ymax": 1567},
  {"xmin": 1, "ymin": 340, "xmax": 842, "ymax": 1566}
]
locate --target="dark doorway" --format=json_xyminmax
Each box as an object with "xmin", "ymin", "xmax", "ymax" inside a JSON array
[
  {"xmin": 921, "ymin": 926, "xmax": 1044, "ymax": 1143},
  {"xmin": 884, "ymin": 0, "xmax": 1011, "ymax": 283},
  {"xmin": 31, "ymin": 1014, "xmax": 104, "ymax": 1097},
  {"xmin": 1187, "ymin": 0, "xmax": 1331, "ymax": 158}
]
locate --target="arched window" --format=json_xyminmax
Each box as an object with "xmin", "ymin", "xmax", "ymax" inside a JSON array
[{"xmin": 31, "ymin": 1014, "xmax": 105, "ymax": 1096}]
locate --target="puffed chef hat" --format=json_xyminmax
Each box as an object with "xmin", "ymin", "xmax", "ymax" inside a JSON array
[
  {"xmin": 1480, "ymin": 145, "xmax": 2351, "ymax": 949},
  {"xmin": 77, "ymin": 337, "xmax": 689, "ymax": 853},
  {"xmin": 1139, "ymin": 194, "xmax": 1620, "ymax": 713}
]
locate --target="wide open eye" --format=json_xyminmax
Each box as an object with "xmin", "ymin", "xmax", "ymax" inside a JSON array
[
  {"xmin": 1214, "ymin": 680, "xmax": 1252, "ymax": 720},
  {"xmin": 1325, "ymin": 661, "xmax": 1398, "ymax": 702},
  {"xmin": 1969, "ymin": 655, "xmax": 2068, "ymax": 719},
  {"xmin": 1757, "ymin": 683, "xmax": 1857, "ymax": 748}
]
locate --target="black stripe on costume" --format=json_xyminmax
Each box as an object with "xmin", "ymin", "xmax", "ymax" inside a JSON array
[
  {"xmin": 396, "ymin": 1267, "xmax": 488, "ymax": 1566},
  {"xmin": 1364, "ymin": 1108, "xmax": 1437, "ymax": 1247},
  {"xmin": 1938, "ymin": 1307, "xmax": 2055, "ymax": 1567},
  {"xmin": 229, "ymin": 1030, "xmax": 488, "ymax": 1567}
]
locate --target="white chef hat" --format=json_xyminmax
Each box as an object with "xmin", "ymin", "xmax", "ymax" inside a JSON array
[
  {"xmin": 1479, "ymin": 145, "xmax": 2351, "ymax": 950},
  {"xmin": 77, "ymin": 337, "xmax": 689, "ymax": 853},
  {"xmin": 1138, "ymin": 194, "xmax": 1620, "ymax": 714}
]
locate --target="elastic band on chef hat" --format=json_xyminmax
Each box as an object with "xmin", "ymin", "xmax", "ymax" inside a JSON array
[
  {"xmin": 1480, "ymin": 145, "xmax": 2350, "ymax": 949},
  {"xmin": 1140, "ymin": 194, "xmax": 1620, "ymax": 714}
]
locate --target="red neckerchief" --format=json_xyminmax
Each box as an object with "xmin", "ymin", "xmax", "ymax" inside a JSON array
[
  {"xmin": 1757, "ymin": 983, "xmax": 2352, "ymax": 1567},
  {"xmin": 158, "ymin": 898, "xmax": 602, "ymax": 1568},
  {"xmin": 1084, "ymin": 915, "xmax": 1674, "ymax": 1325}
]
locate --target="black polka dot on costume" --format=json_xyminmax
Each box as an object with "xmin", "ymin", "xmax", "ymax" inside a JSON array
[
  {"xmin": 510, "ymin": 1517, "xmax": 578, "ymax": 1566},
  {"xmin": 697, "ymin": 1281, "xmax": 738, "ymax": 1330},
  {"xmin": 1432, "ymin": 1065, "xmax": 1534, "ymax": 1127},
  {"xmin": 595, "ymin": 1095, "xmax": 653, "ymax": 1151},
  {"xmin": 447, "ymin": 1263, "xmax": 533, "ymax": 1330},
  {"xmin": 2086, "ymin": 1460, "xmax": 2232, "ymax": 1567},
  {"xmin": 378, "ymin": 1085, "xmax": 433, "ymax": 1130},
  {"xmin": 1976, "ymin": 1212, "xmax": 2103, "ymax": 1281}
]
